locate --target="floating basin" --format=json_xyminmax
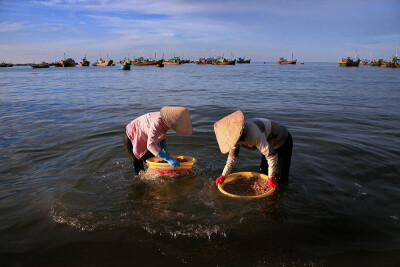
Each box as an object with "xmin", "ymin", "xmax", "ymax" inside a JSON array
[
  {"xmin": 218, "ymin": 172, "xmax": 276, "ymax": 199},
  {"xmin": 146, "ymin": 155, "xmax": 196, "ymax": 175}
]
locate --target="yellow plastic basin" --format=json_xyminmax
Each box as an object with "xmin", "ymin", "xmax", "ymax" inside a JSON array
[
  {"xmin": 218, "ymin": 172, "xmax": 275, "ymax": 199},
  {"xmin": 146, "ymin": 155, "xmax": 196, "ymax": 175}
]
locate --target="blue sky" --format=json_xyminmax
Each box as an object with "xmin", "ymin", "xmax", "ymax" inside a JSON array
[{"xmin": 0, "ymin": 0, "xmax": 399, "ymax": 63}]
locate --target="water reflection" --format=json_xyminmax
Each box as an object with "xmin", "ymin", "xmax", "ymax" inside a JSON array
[{"xmin": 2, "ymin": 64, "xmax": 400, "ymax": 265}]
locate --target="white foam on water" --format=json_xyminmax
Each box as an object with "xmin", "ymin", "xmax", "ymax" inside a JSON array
[{"xmin": 141, "ymin": 222, "xmax": 226, "ymax": 240}]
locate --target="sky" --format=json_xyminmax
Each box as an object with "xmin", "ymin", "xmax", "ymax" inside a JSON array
[{"xmin": 0, "ymin": 0, "xmax": 399, "ymax": 63}]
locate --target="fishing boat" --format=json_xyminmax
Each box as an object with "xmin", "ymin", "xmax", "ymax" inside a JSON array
[
  {"xmin": 119, "ymin": 58, "xmax": 132, "ymax": 64},
  {"xmin": 395, "ymin": 56, "xmax": 400, "ymax": 68},
  {"xmin": 195, "ymin": 58, "xmax": 213, "ymax": 64},
  {"xmin": 92, "ymin": 58, "xmax": 113, "ymax": 66},
  {"xmin": 338, "ymin": 57, "xmax": 360, "ymax": 67},
  {"xmin": 370, "ymin": 59, "xmax": 383, "ymax": 67},
  {"xmin": 275, "ymin": 57, "xmax": 297, "ymax": 64},
  {"xmin": 31, "ymin": 62, "xmax": 50, "ymax": 68},
  {"xmin": 212, "ymin": 56, "xmax": 235, "ymax": 65},
  {"xmin": 235, "ymin": 57, "xmax": 251, "ymax": 64},
  {"xmin": 276, "ymin": 53, "xmax": 297, "ymax": 64},
  {"xmin": 163, "ymin": 56, "xmax": 182, "ymax": 65},
  {"xmin": 359, "ymin": 60, "xmax": 371, "ymax": 66},
  {"xmin": 390, "ymin": 43, "xmax": 400, "ymax": 68},
  {"xmin": 48, "ymin": 61, "xmax": 60, "ymax": 67},
  {"xmin": 181, "ymin": 59, "xmax": 193, "ymax": 64},
  {"xmin": 80, "ymin": 56, "xmax": 90, "ymax": 66},
  {"xmin": 300, "ymin": 62, "xmax": 304, "ymax": 64},
  {"xmin": 60, "ymin": 58, "xmax": 77, "ymax": 67},
  {"xmin": 120, "ymin": 58, "xmax": 132, "ymax": 70},
  {"xmin": 132, "ymin": 57, "xmax": 162, "ymax": 66},
  {"xmin": 0, "ymin": 61, "xmax": 13, "ymax": 67},
  {"xmin": 381, "ymin": 56, "xmax": 400, "ymax": 68},
  {"xmin": 338, "ymin": 50, "xmax": 360, "ymax": 67},
  {"xmin": 121, "ymin": 62, "xmax": 131, "ymax": 70},
  {"xmin": 380, "ymin": 62, "xmax": 396, "ymax": 68}
]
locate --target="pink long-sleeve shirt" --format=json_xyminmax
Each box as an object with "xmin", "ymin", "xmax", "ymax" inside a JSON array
[{"xmin": 125, "ymin": 112, "xmax": 169, "ymax": 159}]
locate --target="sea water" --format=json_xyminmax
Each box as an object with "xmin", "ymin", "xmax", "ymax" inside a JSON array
[{"xmin": 1, "ymin": 63, "xmax": 399, "ymax": 265}]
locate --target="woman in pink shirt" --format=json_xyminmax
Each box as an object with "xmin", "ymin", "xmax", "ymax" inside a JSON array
[{"xmin": 123, "ymin": 106, "xmax": 193, "ymax": 174}]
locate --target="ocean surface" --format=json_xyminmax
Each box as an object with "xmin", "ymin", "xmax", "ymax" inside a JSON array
[{"xmin": 1, "ymin": 63, "xmax": 399, "ymax": 266}]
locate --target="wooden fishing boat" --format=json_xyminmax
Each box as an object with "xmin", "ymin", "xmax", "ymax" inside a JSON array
[
  {"xmin": 338, "ymin": 57, "xmax": 360, "ymax": 67},
  {"xmin": 195, "ymin": 58, "xmax": 212, "ymax": 64},
  {"xmin": 120, "ymin": 59, "xmax": 132, "ymax": 70},
  {"xmin": 119, "ymin": 58, "xmax": 132, "ymax": 65},
  {"xmin": 381, "ymin": 56, "xmax": 400, "ymax": 68},
  {"xmin": 395, "ymin": 56, "xmax": 400, "ymax": 68},
  {"xmin": 61, "ymin": 58, "xmax": 77, "ymax": 67},
  {"xmin": 133, "ymin": 57, "xmax": 162, "ymax": 66},
  {"xmin": 338, "ymin": 51, "xmax": 361, "ymax": 67},
  {"xmin": 80, "ymin": 56, "xmax": 90, "ymax": 66},
  {"xmin": 275, "ymin": 58, "xmax": 297, "ymax": 64},
  {"xmin": 235, "ymin": 57, "xmax": 251, "ymax": 64},
  {"xmin": 31, "ymin": 62, "xmax": 50, "ymax": 68},
  {"xmin": 381, "ymin": 62, "xmax": 396, "ymax": 68},
  {"xmin": 0, "ymin": 62, "xmax": 13, "ymax": 67},
  {"xmin": 163, "ymin": 57, "xmax": 182, "ymax": 65},
  {"xmin": 370, "ymin": 59, "xmax": 383, "ymax": 67},
  {"xmin": 181, "ymin": 59, "xmax": 193, "ymax": 64},
  {"xmin": 92, "ymin": 58, "xmax": 113, "ymax": 66},
  {"xmin": 213, "ymin": 61, "xmax": 235, "ymax": 65},
  {"xmin": 60, "ymin": 58, "xmax": 77, "ymax": 67},
  {"xmin": 359, "ymin": 60, "xmax": 371, "ymax": 66},
  {"xmin": 121, "ymin": 62, "xmax": 131, "ymax": 70},
  {"xmin": 212, "ymin": 56, "xmax": 235, "ymax": 65}
]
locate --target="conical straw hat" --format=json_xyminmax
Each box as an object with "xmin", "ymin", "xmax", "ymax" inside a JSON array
[
  {"xmin": 160, "ymin": 106, "xmax": 193, "ymax": 136},
  {"xmin": 214, "ymin": 110, "xmax": 244, "ymax": 154}
]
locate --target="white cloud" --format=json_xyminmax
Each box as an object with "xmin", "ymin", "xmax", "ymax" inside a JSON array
[
  {"xmin": 32, "ymin": 0, "xmax": 267, "ymax": 15},
  {"xmin": 6, "ymin": 0, "xmax": 399, "ymax": 62},
  {"xmin": 0, "ymin": 22, "xmax": 27, "ymax": 32}
]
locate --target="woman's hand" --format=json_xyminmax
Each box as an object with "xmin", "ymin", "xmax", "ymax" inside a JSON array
[
  {"xmin": 215, "ymin": 175, "xmax": 226, "ymax": 186},
  {"xmin": 166, "ymin": 157, "xmax": 180, "ymax": 167},
  {"xmin": 268, "ymin": 177, "xmax": 279, "ymax": 188},
  {"xmin": 157, "ymin": 150, "xmax": 180, "ymax": 167}
]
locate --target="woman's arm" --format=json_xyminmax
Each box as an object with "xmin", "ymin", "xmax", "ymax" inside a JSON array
[
  {"xmin": 222, "ymin": 144, "xmax": 240, "ymax": 177},
  {"xmin": 255, "ymin": 134, "xmax": 278, "ymax": 178}
]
